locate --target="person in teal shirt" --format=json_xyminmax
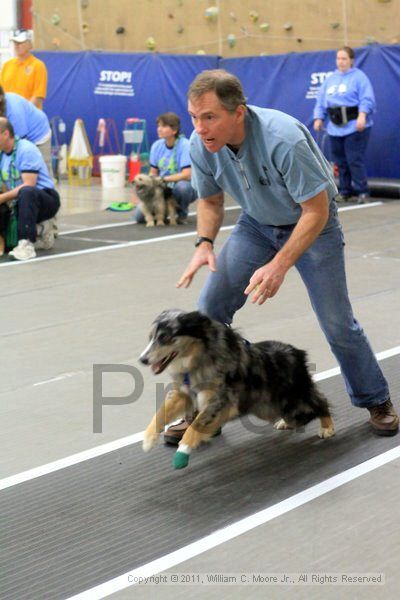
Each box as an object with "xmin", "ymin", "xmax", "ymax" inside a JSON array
[{"xmin": 0, "ymin": 117, "xmax": 59, "ymax": 260}]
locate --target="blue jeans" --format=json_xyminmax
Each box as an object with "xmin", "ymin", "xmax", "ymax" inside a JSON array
[
  {"xmin": 172, "ymin": 181, "xmax": 198, "ymax": 218},
  {"xmin": 133, "ymin": 180, "xmax": 197, "ymax": 222},
  {"xmin": 330, "ymin": 129, "xmax": 371, "ymax": 196},
  {"xmin": 198, "ymin": 207, "xmax": 389, "ymax": 408}
]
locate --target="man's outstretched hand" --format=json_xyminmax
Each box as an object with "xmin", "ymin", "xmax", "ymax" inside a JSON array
[{"xmin": 176, "ymin": 245, "xmax": 217, "ymax": 288}]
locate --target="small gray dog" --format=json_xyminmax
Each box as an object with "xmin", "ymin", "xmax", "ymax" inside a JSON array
[{"xmin": 133, "ymin": 173, "xmax": 178, "ymax": 227}]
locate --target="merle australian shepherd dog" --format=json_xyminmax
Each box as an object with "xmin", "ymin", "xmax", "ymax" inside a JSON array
[{"xmin": 139, "ymin": 310, "xmax": 335, "ymax": 469}]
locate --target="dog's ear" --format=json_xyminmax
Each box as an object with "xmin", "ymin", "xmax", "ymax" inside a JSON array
[
  {"xmin": 154, "ymin": 308, "xmax": 183, "ymax": 323},
  {"xmin": 176, "ymin": 311, "xmax": 212, "ymax": 338}
]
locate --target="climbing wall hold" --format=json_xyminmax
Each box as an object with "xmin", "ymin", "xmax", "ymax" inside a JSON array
[
  {"xmin": 204, "ymin": 6, "xmax": 219, "ymax": 22},
  {"xmin": 249, "ymin": 11, "xmax": 259, "ymax": 23},
  {"xmin": 146, "ymin": 36, "xmax": 156, "ymax": 50},
  {"xmin": 227, "ymin": 33, "xmax": 237, "ymax": 48}
]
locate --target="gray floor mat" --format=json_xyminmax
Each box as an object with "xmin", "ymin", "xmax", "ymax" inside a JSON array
[{"xmin": 0, "ymin": 356, "xmax": 399, "ymax": 600}]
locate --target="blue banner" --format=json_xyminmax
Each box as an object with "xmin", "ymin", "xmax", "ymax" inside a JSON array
[
  {"xmin": 220, "ymin": 45, "xmax": 400, "ymax": 178},
  {"xmin": 37, "ymin": 46, "xmax": 400, "ymax": 178},
  {"xmin": 37, "ymin": 51, "xmax": 219, "ymax": 154}
]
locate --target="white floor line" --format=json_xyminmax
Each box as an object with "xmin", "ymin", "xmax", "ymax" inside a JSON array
[
  {"xmin": 62, "ymin": 236, "xmax": 129, "ymax": 244},
  {"xmin": 1, "ymin": 345, "xmax": 399, "ymax": 492},
  {"xmin": 0, "ymin": 202, "xmax": 385, "ymax": 269},
  {"xmin": 59, "ymin": 201, "xmax": 382, "ymax": 236},
  {"xmin": 66, "ymin": 444, "xmax": 400, "ymax": 600},
  {"xmin": 338, "ymin": 201, "xmax": 382, "ymax": 212},
  {"xmin": 59, "ymin": 205, "xmax": 240, "ymax": 236},
  {"xmin": 313, "ymin": 345, "xmax": 400, "ymax": 381},
  {"xmin": 33, "ymin": 371, "xmax": 86, "ymax": 386},
  {"xmin": 0, "ymin": 225, "xmax": 235, "ymax": 268},
  {"xmin": 60, "ymin": 221, "xmax": 138, "ymax": 235},
  {"xmin": 0, "ymin": 432, "xmax": 144, "ymax": 491}
]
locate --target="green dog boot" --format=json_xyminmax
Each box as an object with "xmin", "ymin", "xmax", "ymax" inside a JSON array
[{"xmin": 173, "ymin": 451, "xmax": 190, "ymax": 469}]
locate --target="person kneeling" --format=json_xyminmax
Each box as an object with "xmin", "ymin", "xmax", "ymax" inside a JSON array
[
  {"xmin": 0, "ymin": 117, "xmax": 60, "ymax": 261},
  {"xmin": 133, "ymin": 112, "xmax": 197, "ymax": 224}
]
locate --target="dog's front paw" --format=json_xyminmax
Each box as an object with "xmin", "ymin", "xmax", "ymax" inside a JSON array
[
  {"xmin": 145, "ymin": 222, "xmax": 155, "ymax": 227},
  {"xmin": 169, "ymin": 218, "xmax": 177, "ymax": 226},
  {"xmin": 155, "ymin": 220, "xmax": 165, "ymax": 227},
  {"xmin": 173, "ymin": 451, "xmax": 190, "ymax": 469},
  {"xmin": 274, "ymin": 418, "xmax": 293, "ymax": 431},
  {"xmin": 319, "ymin": 424, "xmax": 335, "ymax": 439},
  {"xmin": 142, "ymin": 430, "xmax": 159, "ymax": 452}
]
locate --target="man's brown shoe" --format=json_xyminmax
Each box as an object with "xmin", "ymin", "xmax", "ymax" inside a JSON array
[
  {"xmin": 368, "ymin": 400, "xmax": 399, "ymax": 436},
  {"xmin": 164, "ymin": 413, "xmax": 222, "ymax": 446}
]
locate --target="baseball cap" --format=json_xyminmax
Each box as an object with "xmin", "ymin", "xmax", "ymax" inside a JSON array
[{"xmin": 10, "ymin": 29, "xmax": 33, "ymax": 43}]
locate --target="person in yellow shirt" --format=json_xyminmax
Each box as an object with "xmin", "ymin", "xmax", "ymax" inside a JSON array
[{"xmin": 0, "ymin": 30, "xmax": 47, "ymax": 110}]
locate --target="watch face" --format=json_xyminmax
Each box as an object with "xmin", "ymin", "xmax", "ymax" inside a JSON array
[{"xmin": 195, "ymin": 236, "xmax": 213, "ymax": 247}]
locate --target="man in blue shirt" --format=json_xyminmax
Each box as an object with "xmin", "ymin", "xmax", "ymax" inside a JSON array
[
  {"xmin": 169, "ymin": 69, "xmax": 397, "ymax": 441},
  {"xmin": 0, "ymin": 86, "xmax": 52, "ymax": 176},
  {"xmin": 0, "ymin": 117, "xmax": 59, "ymax": 260}
]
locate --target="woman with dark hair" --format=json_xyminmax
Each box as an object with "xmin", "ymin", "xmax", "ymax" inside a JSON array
[{"xmin": 313, "ymin": 46, "xmax": 375, "ymax": 203}]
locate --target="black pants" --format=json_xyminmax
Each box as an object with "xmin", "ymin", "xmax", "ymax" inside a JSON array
[
  {"xmin": 16, "ymin": 186, "xmax": 60, "ymax": 242},
  {"xmin": 0, "ymin": 204, "xmax": 10, "ymax": 239},
  {"xmin": 329, "ymin": 129, "xmax": 371, "ymax": 196}
]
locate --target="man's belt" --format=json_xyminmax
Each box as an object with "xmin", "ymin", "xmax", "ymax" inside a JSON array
[{"xmin": 327, "ymin": 105, "xmax": 359, "ymax": 126}]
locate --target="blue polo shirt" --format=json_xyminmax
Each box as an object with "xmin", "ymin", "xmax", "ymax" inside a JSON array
[
  {"xmin": 0, "ymin": 138, "xmax": 54, "ymax": 190},
  {"xmin": 5, "ymin": 92, "xmax": 50, "ymax": 144},
  {"xmin": 189, "ymin": 106, "xmax": 337, "ymax": 226}
]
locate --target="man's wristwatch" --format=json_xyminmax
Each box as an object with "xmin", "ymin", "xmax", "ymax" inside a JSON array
[{"xmin": 194, "ymin": 236, "xmax": 214, "ymax": 248}]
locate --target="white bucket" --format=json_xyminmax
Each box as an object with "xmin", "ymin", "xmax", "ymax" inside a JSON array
[{"xmin": 99, "ymin": 155, "xmax": 127, "ymax": 188}]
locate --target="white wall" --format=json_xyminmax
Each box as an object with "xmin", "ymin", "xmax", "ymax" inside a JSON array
[
  {"xmin": 0, "ymin": 0, "xmax": 17, "ymax": 66},
  {"xmin": 1, "ymin": 0, "xmax": 17, "ymax": 29}
]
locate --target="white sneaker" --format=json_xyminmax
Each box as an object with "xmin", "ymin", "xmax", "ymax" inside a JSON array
[
  {"xmin": 9, "ymin": 239, "xmax": 36, "ymax": 261},
  {"xmin": 35, "ymin": 218, "xmax": 57, "ymax": 250}
]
